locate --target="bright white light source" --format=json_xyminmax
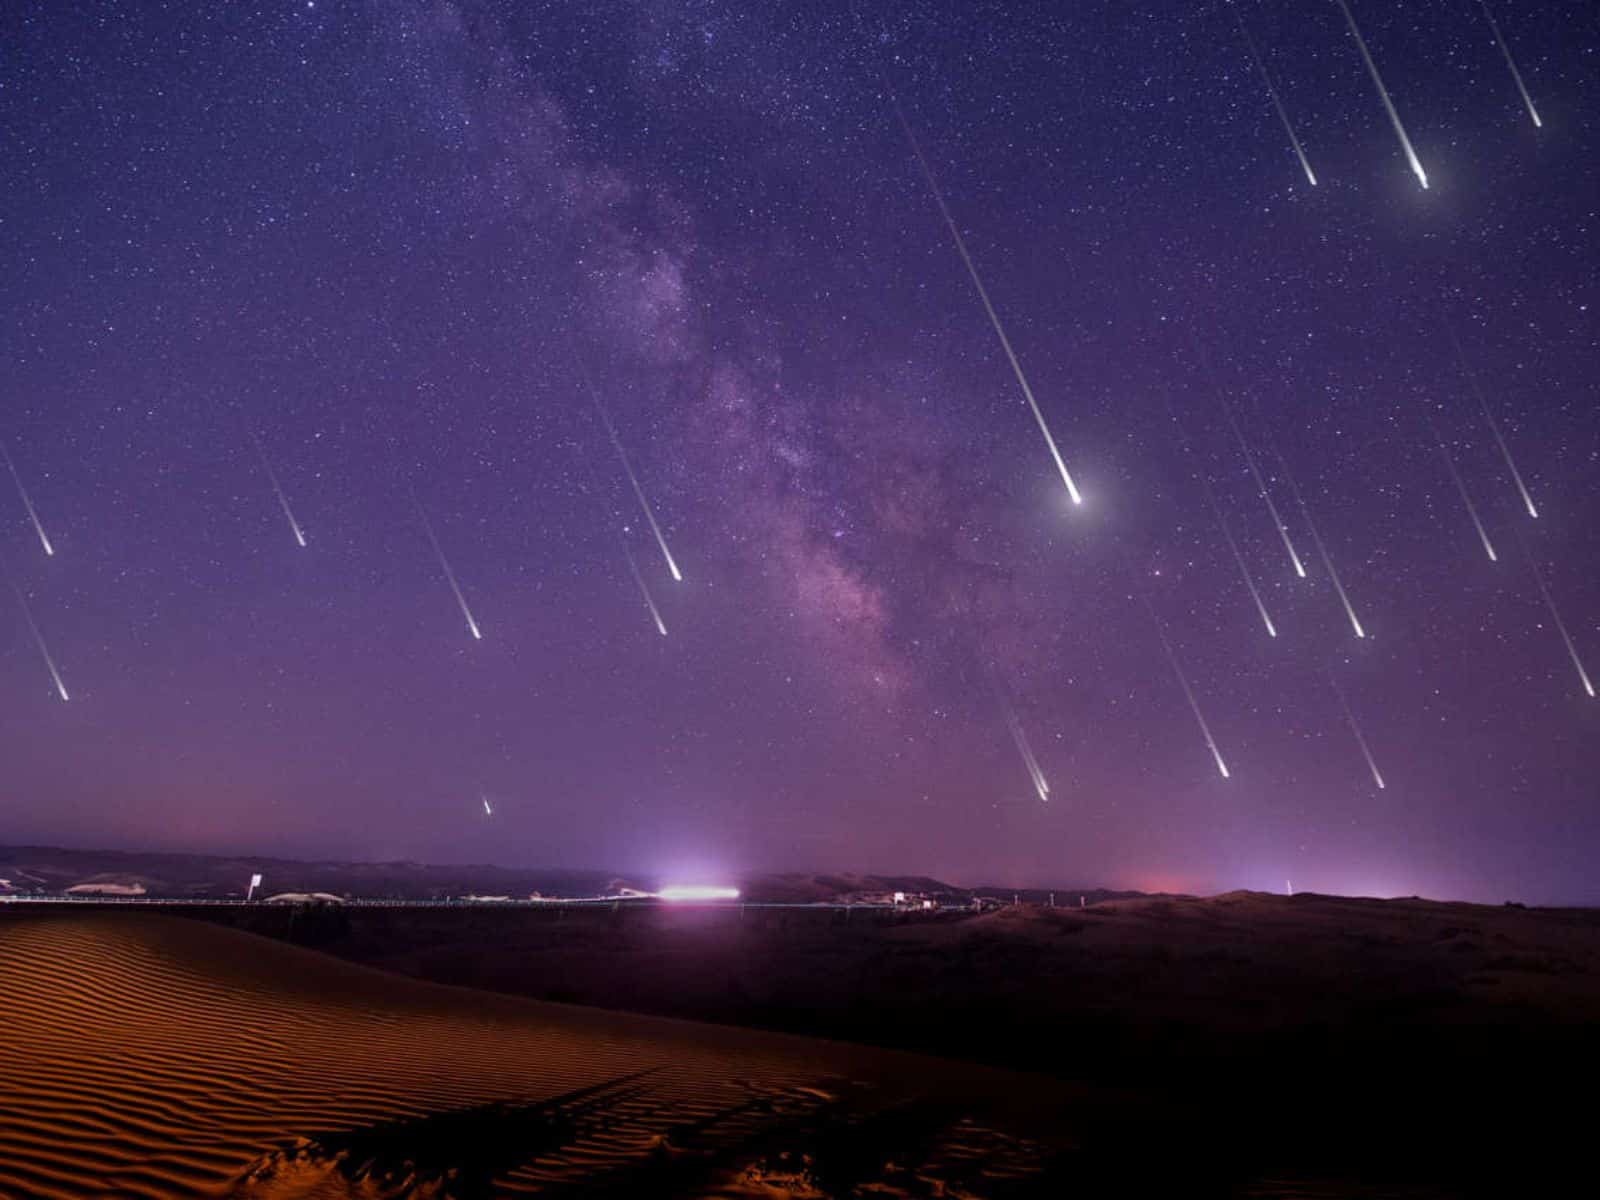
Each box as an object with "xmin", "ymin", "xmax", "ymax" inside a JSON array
[{"xmin": 658, "ymin": 885, "xmax": 740, "ymax": 902}]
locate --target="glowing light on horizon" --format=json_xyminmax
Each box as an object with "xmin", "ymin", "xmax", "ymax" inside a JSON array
[{"xmin": 658, "ymin": 885, "xmax": 741, "ymax": 901}]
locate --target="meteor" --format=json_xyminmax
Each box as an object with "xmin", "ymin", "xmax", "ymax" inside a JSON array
[
  {"xmin": 1477, "ymin": 0, "xmax": 1542, "ymax": 128},
  {"xmin": 1217, "ymin": 389, "xmax": 1307, "ymax": 579},
  {"xmin": 412, "ymin": 493, "xmax": 482, "ymax": 641},
  {"xmin": 1514, "ymin": 529, "xmax": 1594, "ymax": 698},
  {"xmin": 1168, "ymin": 404, "xmax": 1278, "ymax": 637},
  {"xmin": 482, "ymin": 795, "xmax": 493, "ymax": 816},
  {"xmin": 1427, "ymin": 416, "xmax": 1497, "ymax": 562},
  {"xmin": 1143, "ymin": 596, "xmax": 1231, "ymax": 779},
  {"xmin": 1448, "ymin": 325, "xmax": 1538, "ymax": 520},
  {"xmin": 620, "ymin": 530, "xmax": 668, "ymax": 637},
  {"xmin": 7, "ymin": 576, "xmax": 69, "ymax": 701},
  {"xmin": 991, "ymin": 670, "xmax": 1049, "ymax": 801},
  {"xmin": 575, "ymin": 360, "xmax": 684, "ymax": 581},
  {"xmin": 891, "ymin": 94, "xmax": 1083, "ymax": 507},
  {"xmin": 1230, "ymin": 2, "xmax": 1319, "ymax": 186},
  {"xmin": 1328, "ymin": 669, "xmax": 1385, "ymax": 790},
  {"xmin": 248, "ymin": 431, "xmax": 307, "ymax": 548},
  {"xmin": 1332, "ymin": 0, "xmax": 1430, "ymax": 189},
  {"xmin": 1274, "ymin": 448, "xmax": 1367, "ymax": 639},
  {"xmin": 0, "ymin": 440, "xmax": 55, "ymax": 558}
]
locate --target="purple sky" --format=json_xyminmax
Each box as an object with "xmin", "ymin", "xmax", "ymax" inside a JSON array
[{"xmin": 1, "ymin": 1, "xmax": 1595, "ymax": 902}]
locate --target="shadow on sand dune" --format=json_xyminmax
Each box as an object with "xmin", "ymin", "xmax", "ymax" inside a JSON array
[{"xmin": 232, "ymin": 1074, "xmax": 1056, "ymax": 1199}]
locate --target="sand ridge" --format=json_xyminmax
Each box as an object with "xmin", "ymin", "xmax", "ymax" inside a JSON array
[{"xmin": 0, "ymin": 913, "xmax": 1071, "ymax": 1198}]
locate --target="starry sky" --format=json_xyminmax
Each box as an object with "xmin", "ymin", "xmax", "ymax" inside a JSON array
[{"xmin": 1, "ymin": 1, "xmax": 1595, "ymax": 902}]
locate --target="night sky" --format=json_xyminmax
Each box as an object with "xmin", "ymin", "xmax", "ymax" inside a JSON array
[{"xmin": 2, "ymin": 1, "xmax": 1595, "ymax": 902}]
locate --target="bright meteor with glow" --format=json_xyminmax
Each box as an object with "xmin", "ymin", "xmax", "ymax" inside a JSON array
[
  {"xmin": 890, "ymin": 94, "xmax": 1083, "ymax": 508},
  {"xmin": 1333, "ymin": 0, "xmax": 1430, "ymax": 189},
  {"xmin": 412, "ymin": 494, "xmax": 482, "ymax": 641},
  {"xmin": 1, "ymin": 440, "xmax": 55, "ymax": 558}
]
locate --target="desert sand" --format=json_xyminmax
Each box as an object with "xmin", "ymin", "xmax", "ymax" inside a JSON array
[{"xmin": 0, "ymin": 912, "xmax": 1085, "ymax": 1199}]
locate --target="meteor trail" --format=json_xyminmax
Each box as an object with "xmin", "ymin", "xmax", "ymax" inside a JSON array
[
  {"xmin": 0, "ymin": 440, "xmax": 55, "ymax": 558},
  {"xmin": 412, "ymin": 494, "xmax": 482, "ymax": 641},
  {"xmin": 1328, "ymin": 670, "xmax": 1385, "ymax": 790},
  {"xmin": 1168, "ymin": 404, "xmax": 1278, "ymax": 638},
  {"xmin": 1217, "ymin": 388, "xmax": 1307, "ymax": 579},
  {"xmin": 1230, "ymin": 2, "xmax": 1319, "ymax": 186},
  {"xmin": 7, "ymin": 576, "xmax": 69, "ymax": 701},
  {"xmin": 620, "ymin": 530, "xmax": 668, "ymax": 637},
  {"xmin": 1332, "ymin": 0, "xmax": 1429, "ymax": 189},
  {"xmin": 248, "ymin": 432, "xmax": 307, "ymax": 548},
  {"xmin": 1427, "ymin": 416, "xmax": 1497, "ymax": 562},
  {"xmin": 991, "ymin": 670, "xmax": 1049, "ymax": 801},
  {"xmin": 890, "ymin": 94, "xmax": 1083, "ymax": 507},
  {"xmin": 1514, "ymin": 529, "xmax": 1594, "ymax": 698},
  {"xmin": 1143, "ymin": 595, "xmax": 1231, "ymax": 779},
  {"xmin": 1448, "ymin": 326, "xmax": 1539, "ymax": 520},
  {"xmin": 482, "ymin": 795, "xmax": 493, "ymax": 816},
  {"xmin": 1477, "ymin": 0, "xmax": 1542, "ymax": 128},
  {"xmin": 1273, "ymin": 448, "xmax": 1367, "ymax": 639},
  {"xmin": 575, "ymin": 360, "xmax": 684, "ymax": 581}
]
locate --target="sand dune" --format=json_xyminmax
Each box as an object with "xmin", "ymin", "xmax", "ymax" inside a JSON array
[{"xmin": 0, "ymin": 913, "xmax": 1076, "ymax": 1199}]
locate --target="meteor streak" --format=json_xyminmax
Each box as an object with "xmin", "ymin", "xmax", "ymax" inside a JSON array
[
  {"xmin": 1217, "ymin": 389, "xmax": 1307, "ymax": 578},
  {"xmin": 482, "ymin": 795, "xmax": 493, "ymax": 816},
  {"xmin": 991, "ymin": 670, "xmax": 1049, "ymax": 801},
  {"xmin": 412, "ymin": 494, "xmax": 482, "ymax": 641},
  {"xmin": 1, "ymin": 440, "xmax": 55, "ymax": 558},
  {"xmin": 1274, "ymin": 449, "xmax": 1367, "ymax": 639},
  {"xmin": 1448, "ymin": 326, "xmax": 1538, "ymax": 520},
  {"xmin": 1477, "ymin": 1, "xmax": 1542, "ymax": 128},
  {"xmin": 8, "ymin": 576, "xmax": 69, "ymax": 701},
  {"xmin": 1328, "ymin": 670, "xmax": 1385, "ymax": 789},
  {"xmin": 1230, "ymin": 2, "xmax": 1319, "ymax": 186},
  {"xmin": 248, "ymin": 432, "xmax": 307, "ymax": 548},
  {"xmin": 1143, "ymin": 596, "xmax": 1230, "ymax": 779},
  {"xmin": 1168, "ymin": 404, "xmax": 1277, "ymax": 637},
  {"xmin": 575, "ymin": 360, "xmax": 684, "ymax": 580},
  {"xmin": 891, "ymin": 94, "xmax": 1083, "ymax": 506},
  {"xmin": 620, "ymin": 530, "xmax": 668, "ymax": 637},
  {"xmin": 1427, "ymin": 416, "xmax": 1497, "ymax": 562},
  {"xmin": 1333, "ymin": 0, "xmax": 1429, "ymax": 189},
  {"xmin": 1514, "ymin": 529, "xmax": 1594, "ymax": 698}
]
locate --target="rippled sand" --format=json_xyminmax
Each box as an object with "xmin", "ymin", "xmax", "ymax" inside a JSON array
[{"xmin": 0, "ymin": 913, "xmax": 1075, "ymax": 1198}]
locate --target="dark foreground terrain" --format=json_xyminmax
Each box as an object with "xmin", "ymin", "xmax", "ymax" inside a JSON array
[
  {"xmin": 4, "ymin": 892, "xmax": 1595, "ymax": 1196},
  {"xmin": 199, "ymin": 890, "xmax": 1600, "ymax": 1194}
]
